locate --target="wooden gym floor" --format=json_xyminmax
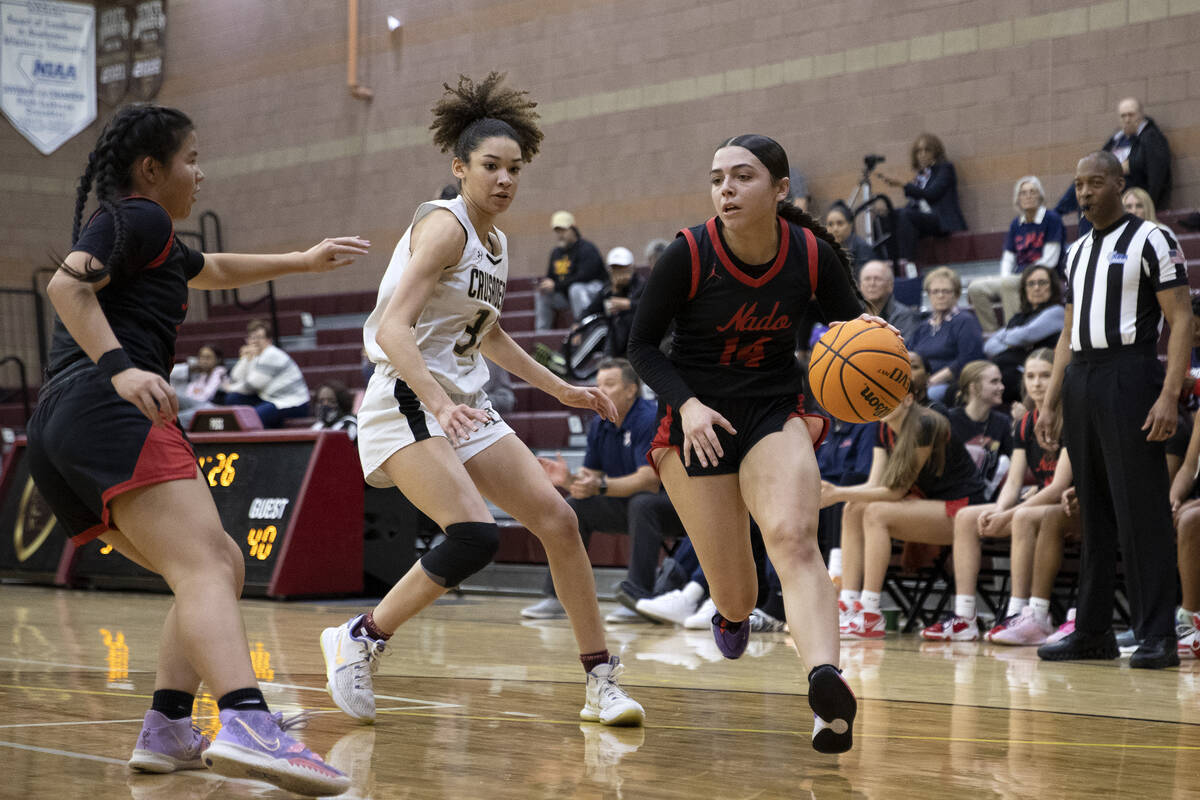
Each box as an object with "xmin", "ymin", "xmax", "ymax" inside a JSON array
[{"xmin": 1, "ymin": 584, "xmax": 1198, "ymax": 799}]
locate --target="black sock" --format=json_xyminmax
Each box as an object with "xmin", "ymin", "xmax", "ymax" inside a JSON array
[
  {"xmin": 808, "ymin": 664, "xmax": 842, "ymax": 683},
  {"xmin": 217, "ymin": 687, "xmax": 269, "ymax": 713},
  {"xmin": 150, "ymin": 689, "xmax": 195, "ymax": 720}
]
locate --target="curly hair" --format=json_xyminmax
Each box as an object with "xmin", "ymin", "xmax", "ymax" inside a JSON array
[
  {"xmin": 716, "ymin": 134, "xmax": 862, "ymax": 307},
  {"xmin": 66, "ymin": 104, "xmax": 193, "ymax": 282},
  {"xmin": 430, "ymin": 72, "xmax": 543, "ymax": 163}
]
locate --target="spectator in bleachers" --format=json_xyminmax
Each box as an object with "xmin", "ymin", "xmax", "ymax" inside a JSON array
[
  {"xmin": 858, "ymin": 260, "xmax": 920, "ymax": 342},
  {"xmin": 822, "ymin": 386, "xmax": 987, "ymax": 639},
  {"xmin": 876, "ymin": 133, "xmax": 967, "ymax": 264},
  {"xmin": 1055, "ymin": 97, "xmax": 1173, "ymax": 229},
  {"xmin": 967, "ymin": 177, "xmax": 1066, "ymax": 332},
  {"xmin": 577, "ymin": 246, "xmax": 646, "ymax": 358},
  {"xmin": 948, "ymin": 360, "xmax": 1013, "ymax": 502},
  {"xmin": 816, "ymin": 415, "xmax": 878, "ymax": 591},
  {"xmin": 824, "ymin": 202, "xmax": 876, "ymax": 275},
  {"xmin": 176, "ymin": 343, "xmax": 227, "ymax": 429},
  {"xmin": 983, "ymin": 266, "xmax": 1065, "ymax": 405},
  {"xmin": 1070, "ymin": 98, "xmax": 1171, "ymax": 210},
  {"xmin": 222, "ymin": 319, "xmax": 310, "ymax": 427},
  {"xmin": 1123, "ymin": 187, "xmax": 1159, "ymax": 224},
  {"xmin": 536, "ymin": 210, "xmax": 607, "ymax": 330},
  {"xmin": 311, "ymin": 380, "xmax": 357, "ymax": 441},
  {"xmin": 907, "ymin": 266, "xmax": 984, "ymax": 403},
  {"xmin": 643, "ymin": 238, "xmax": 670, "ymax": 269},
  {"xmin": 520, "ymin": 358, "xmax": 682, "ymax": 623}
]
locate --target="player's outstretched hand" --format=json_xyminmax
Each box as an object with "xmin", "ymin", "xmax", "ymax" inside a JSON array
[
  {"xmin": 557, "ymin": 385, "xmax": 617, "ymax": 422},
  {"xmin": 303, "ymin": 236, "xmax": 371, "ymax": 273},
  {"xmin": 679, "ymin": 397, "xmax": 737, "ymax": 469},
  {"xmin": 112, "ymin": 368, "xmax": 178, "ymax": 427},
  {"xmin": 436, "ymin": 403, "xmax": 491, "ymax": 447}
]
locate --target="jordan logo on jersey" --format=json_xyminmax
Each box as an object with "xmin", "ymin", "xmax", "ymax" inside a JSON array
[
  {"xmin": 468, "ymin": 268, "xmax": 506, "ymax": 309},
  {"xmin": 715, "ymin": 301, "xmax": 790, "ymax": 333}
]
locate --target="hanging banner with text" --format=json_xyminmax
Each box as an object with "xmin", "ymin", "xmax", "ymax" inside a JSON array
[{"xmin": 0, "ymin": 0, "xmax": 96, "ymax": 155}]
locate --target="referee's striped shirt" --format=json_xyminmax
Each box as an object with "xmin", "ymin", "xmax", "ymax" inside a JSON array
[{"xmin": 1064, "ymin": 213, "xmax": 1188, "ymax": 351}]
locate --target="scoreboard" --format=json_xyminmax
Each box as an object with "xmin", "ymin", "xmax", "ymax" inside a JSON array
[{"xmin": 0, "ymin": 430, "xmax": 363, "ymax": 598}]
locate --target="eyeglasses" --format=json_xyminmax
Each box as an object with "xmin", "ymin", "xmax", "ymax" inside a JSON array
[{"xmin": 1025, "ymin": 279, "xmax": 1051, "ymax": 287}]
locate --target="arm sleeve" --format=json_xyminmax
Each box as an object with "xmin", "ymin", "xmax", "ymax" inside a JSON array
[
  {"xmin": 1146, "ymin": 227, "xmax": 1187, "ymax": 290},
  {"xmin": 627, "ymin": 237, "xmax": 697, "ymax": 409},
  {"xmin": 574, "ymin": 241, "xmax": 608, "ymax": 284},
  {"xmin": 999, "ymin": 305, "xmax": 1065, "ymax": 348},
  {"xmin": 813, "ymin": 238, "xmax": 865, "ymax": 323},
  {"xmin": 904, "ymin": 162, "xmax": 955, "ymax": 203},
  {"xmin": 1142, "ymin": 128, "xmax": 1172, "ymax": 205},
  {"xmin": 949, "ymin": 314, "xmax": 985, "ymax": 375},
  {"xmin": 582, "ymin": 418, "xmax": 603, "ymax": 471}
]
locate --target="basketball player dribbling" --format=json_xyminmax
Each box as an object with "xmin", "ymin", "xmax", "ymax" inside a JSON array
[
  {"xmin": 320, "ymin": 73, "xmax": 644, "ymax": 727},
  {"xmin": 26, "ymin": 104, "xmax": 369, "ymax": 796},
  {"xmin": 627, "ymin": 134, "xmax": 892, "ymax": 753}
]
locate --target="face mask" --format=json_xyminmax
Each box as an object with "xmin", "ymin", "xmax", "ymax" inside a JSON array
[{"xmin": 319, "ymin": 404, "xmax": 340, "ymax": 425}]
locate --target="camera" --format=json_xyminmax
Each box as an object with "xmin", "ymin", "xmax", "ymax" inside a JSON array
[{"xmin": 863, "ymin": 154, "xmax": 885, "ymax": 172}]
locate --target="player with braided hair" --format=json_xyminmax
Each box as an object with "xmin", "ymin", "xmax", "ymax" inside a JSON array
[
  {"xmin": 321, "ymin": 73, "xmax": 644, "ymax": 727},
  {"xmin": 28, "ymin": 103, "xmax": 368, "ymax": 796},
  {"xmin": 628, "ymin": 134, "xmax": 889, "ymax": 754}
]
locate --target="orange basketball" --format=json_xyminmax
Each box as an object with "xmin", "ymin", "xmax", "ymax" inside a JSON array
[{"xmin": 808, "ymin": 319, "xmax": 911, "ymax": 423}]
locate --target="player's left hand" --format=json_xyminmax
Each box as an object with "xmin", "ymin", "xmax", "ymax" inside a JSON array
[
  {"xmin": 1141, "ymin": 393, "xmax": 1177, "ymax": 441},
  {"xmin": 830, "ymin": 314, "xmax": 902, "ymax": 340},
  {"xmin": 557, "ymin": 384, "xmax": 618, "ymax": 422},
  {"xmin": 303, "ymin": 236, "xmax": 371, "ymax": 272}
]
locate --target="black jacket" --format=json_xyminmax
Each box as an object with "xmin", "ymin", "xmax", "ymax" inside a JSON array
[
  {"xmin": 1104, "ymin": 116, "xmax": 1172, "ymax": 209},
  {"xmin": 545, "ymin": 234, "xmax": 606, "ymax": 293},
  {"xmin": 903, "ymin": 161, "xmax": 968, "ymax": 233}
]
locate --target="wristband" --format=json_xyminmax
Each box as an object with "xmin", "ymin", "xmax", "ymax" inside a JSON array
[{"xmin": 96, "ymin": 347, "xmax": 134, "ymax": 379}]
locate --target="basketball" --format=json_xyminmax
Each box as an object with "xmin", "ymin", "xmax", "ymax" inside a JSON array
[{"xmin": 808, "ymin": 319, "xmax": 911, "ymax": 423}]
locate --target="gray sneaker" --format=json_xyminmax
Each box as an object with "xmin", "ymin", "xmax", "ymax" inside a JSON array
[
  {"xmin": 521, "ymin": 596, "xmax": 566, "ymax": 619},
  {"xmin": 605, "ymin": 605, "xmax": 650, "ymax": 624}
]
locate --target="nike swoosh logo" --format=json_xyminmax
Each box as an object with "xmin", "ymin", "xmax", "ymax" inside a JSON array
[
  {"xmin": 335, "ymin": 637, "xmax": 345, "ymax": 666},
  {"xmin": 235, "ymin": 718, "xmax": 280, "ymax": 751}
]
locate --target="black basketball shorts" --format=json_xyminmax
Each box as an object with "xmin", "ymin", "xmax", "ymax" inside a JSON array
[
  {"xmin": 25, "ymin": 363, "xmax": 199, "ymax": 544},
  {"xmin": 649, "ymin": 393, "xmax": 829, "ymax": 477}
]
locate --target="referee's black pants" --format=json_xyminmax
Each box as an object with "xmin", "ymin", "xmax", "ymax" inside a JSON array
[{"xmin": 1063, "ymin": 344, "xmax": 1177, "ymax": 641}]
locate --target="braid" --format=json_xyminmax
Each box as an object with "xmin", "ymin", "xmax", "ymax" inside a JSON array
[
  {"xmin": 778, "ymin": 203, "xmax": 865, "ymax": 306},
  {"xmin": 62, "ymin": 104, "xmax": 193, "ymax": 282},
  {"xmin": 430, "ymin": 72, "xmax": 543, "ymax": 162}
]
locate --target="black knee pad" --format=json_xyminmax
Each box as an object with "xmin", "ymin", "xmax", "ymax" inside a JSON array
[{"xmin": 420, "ymin": 521, "xmax": 500, "ymax": 587}]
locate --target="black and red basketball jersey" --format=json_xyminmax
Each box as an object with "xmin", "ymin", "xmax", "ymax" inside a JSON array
[
  {"xmin": 628, "ymin": 215, "xmax": 862, "ymax": 408},
  {"xmin": 1015, "ymin": 409, "xmax": 1058, "ymax": 487},
  {"xmin": 48, "ymin": 197, "xmax": 205, "ymax": 379}
]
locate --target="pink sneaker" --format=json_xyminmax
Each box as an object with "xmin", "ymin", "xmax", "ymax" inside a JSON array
[
  {"xmin": 984, "ymin": 613, "xmax": 1019, "ymax": 642},
  {"xmin": 990, "ymin": 606, "xmax": 1054, "ymax": 646},
  {"xmin": 844, "ymin": 608, "xmax": 886, "ymax": 639},
  {"xmin": 921, "ymin": 614, "xmax": 979, "ymax": 641},
  {"xmin": 1045, "ymin": 608, "xmax": 1076, "ymax": 644}
]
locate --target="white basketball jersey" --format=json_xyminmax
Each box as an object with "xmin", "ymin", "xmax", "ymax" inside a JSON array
[{"xmin": 364, "ymin": 197, "xmax": 507, "ymax": 397}]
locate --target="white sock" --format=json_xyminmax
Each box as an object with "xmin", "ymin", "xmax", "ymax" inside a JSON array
[
  {"xmin": 828, "ymin": 548, "xmax": 843, "ymax": 577},
  {"xmin": 955, "ymin": 595, "xmax": 976, "ymax": 620},
  {"xmin": 860, "ymin": 590, "xmax": 881, "ymax": 613},
  {"xmin": 839, "ymin": 589, "xmax": 861, "ymax": 607},
  {"xmin": 1006, "ymin": 597, "xmax": 1028, "ymax": 618},
  {"xmin": 682, "ymin": 581, "xmax": 705, "ymax": 604},
  {"xmin": 1029, "ymin": 597, "xmax": 1051, "ymax": 622}
]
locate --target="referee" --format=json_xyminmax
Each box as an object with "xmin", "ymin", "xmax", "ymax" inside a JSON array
[{"xmin": 1036, "ymin": 150, "xmax": 1191, "ymax": 669}]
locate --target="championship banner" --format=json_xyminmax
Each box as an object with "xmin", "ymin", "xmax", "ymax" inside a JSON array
[
  {"xmin": 96, "ymin": 1, "xmax": 131, "ymax": 106},
  {"xmin": 0, "ymin": 0, "xmax": 96, "ymax": 155},
  {"xmin": 129, "ymin": 0, "xmax": 164, "ymax": 101}
]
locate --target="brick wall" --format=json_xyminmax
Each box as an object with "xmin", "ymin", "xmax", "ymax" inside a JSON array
[{"xmin": 2, "ymin": 0, "xmax": 1198, "ymax": 310}]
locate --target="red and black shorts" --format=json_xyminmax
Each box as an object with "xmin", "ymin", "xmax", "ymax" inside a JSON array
[
  {"xmin": 650, "ymin": 392, "xmax": 829, "ymax": 477},
  {"xmin": 25, "ymin": 362, "xmax": 199, "ymax": 545}
]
